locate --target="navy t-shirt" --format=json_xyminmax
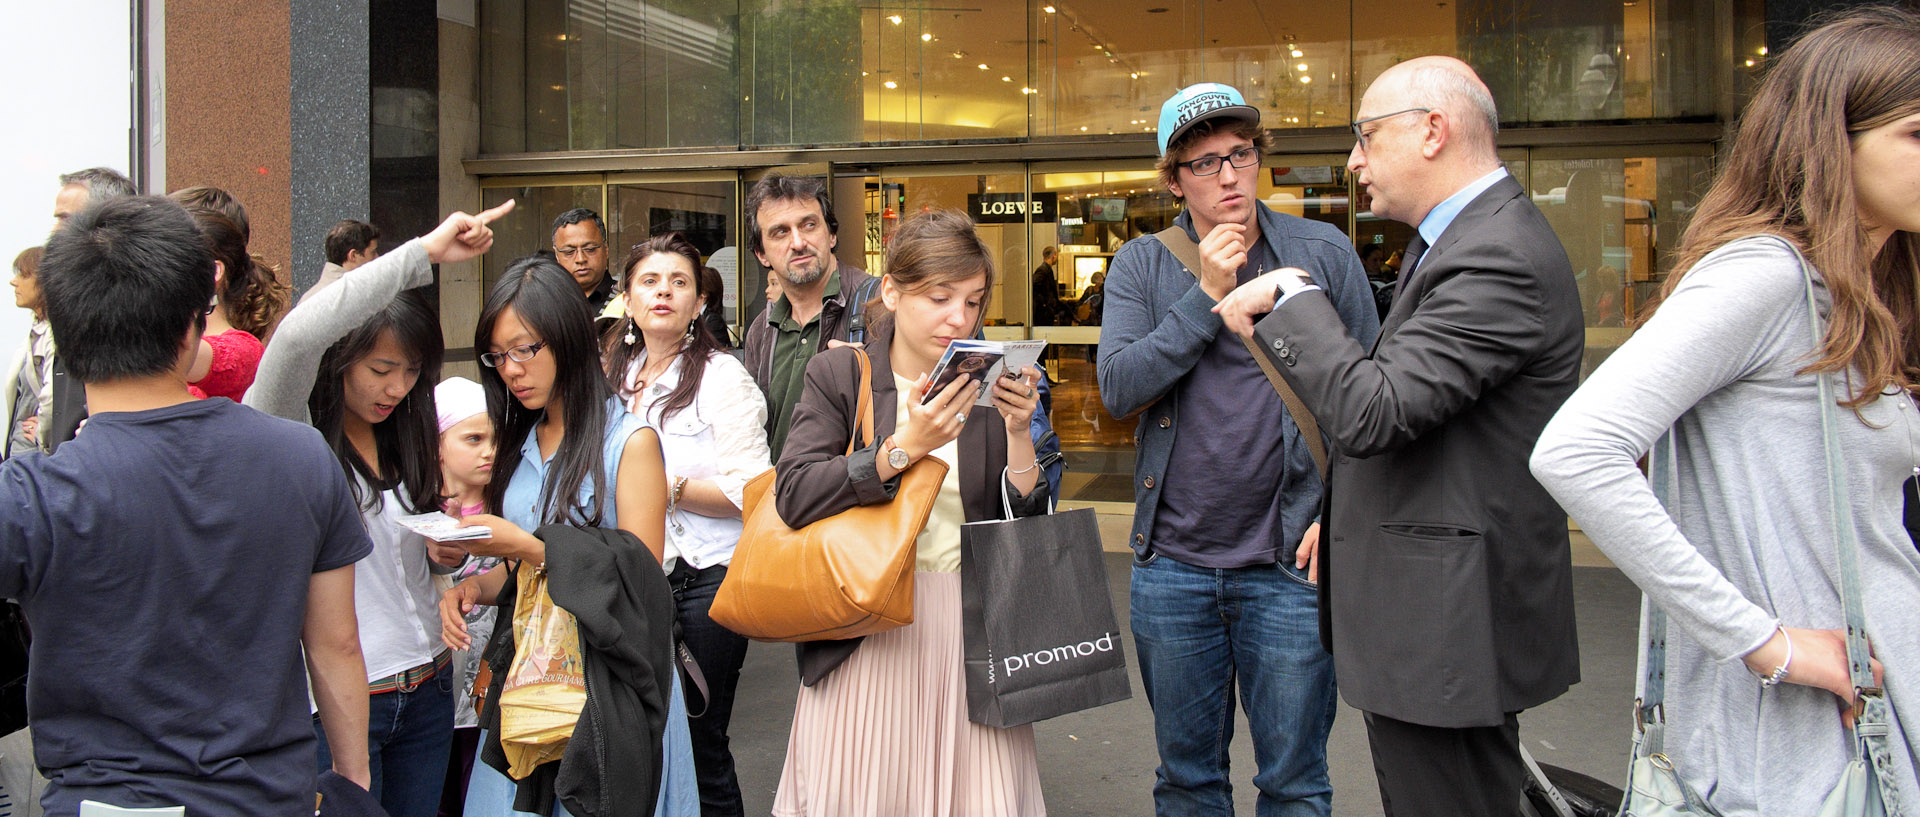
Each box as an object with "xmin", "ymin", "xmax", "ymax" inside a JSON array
[
  {"xmin": 1152, "ymin": 238, "xmax": 1322, "ymax": 568},
  {"xmin": 0, "ymin": 398, "xmax": 372, "ymax": 816}
]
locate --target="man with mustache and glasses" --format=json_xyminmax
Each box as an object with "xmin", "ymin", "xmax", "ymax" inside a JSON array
[{"xmin": 551, "ymin": 207, "xmax": 616, "ymax": 316}]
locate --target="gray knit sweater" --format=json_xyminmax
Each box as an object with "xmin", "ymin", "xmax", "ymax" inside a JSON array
[
  {"xmin": 1531, "ymin": 236, "xmax": 1920, "ymax": 816},
  {"xmin": 243, "ymin": 240, "xmax": 431, "ymax": 422}
]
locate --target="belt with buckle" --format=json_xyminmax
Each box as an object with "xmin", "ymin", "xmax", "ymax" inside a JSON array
[{"xmin": 369, "ymin": 650, "xmax": 451, "ymax": 695}]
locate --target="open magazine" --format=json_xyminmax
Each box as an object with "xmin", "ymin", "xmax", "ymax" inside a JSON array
[
  {"xmin": 921, "ymin": 339, "xmax": 1048, "ymax": 407},
  {"xmin": 394, "ymin": 511, "xmax": 493, "ymax": 542}
]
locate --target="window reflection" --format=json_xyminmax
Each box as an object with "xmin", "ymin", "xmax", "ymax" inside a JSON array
[
  {"xmin": 1527, "ymin": 154, "xmax": 1712, "ymax": 378},
  {"xmin": 482, "ymin": 0, "xmax": 1726, "ymax": 150}
]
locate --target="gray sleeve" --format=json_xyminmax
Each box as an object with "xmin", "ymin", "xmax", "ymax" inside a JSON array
[
  {"xmin": 243, "ymin": 240, "xmax": 433, "ymax": 424},
  {"xmin": 1530, "ymin": 239, "xmax": 1802, "ymax": 662},
  {"xmin": 1095, "ymin": 240, "xmax": 1220, "ymax": 418}
]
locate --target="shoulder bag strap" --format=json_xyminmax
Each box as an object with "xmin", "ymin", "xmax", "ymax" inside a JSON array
[
  {"xmin": 1781, "ymin": 241, "xmax": 1885, "ymax": 729},
  {"xmin": 1641, "ymin": 237, "xmax": 1892, "ymax": 769},
  {"xmin": 845, "ymin": 347, "xmax": 875, "ymax": 456},
  {"xmin": 846, "ymin": 276, "xmax": 881, "ymax": 344},
  {"xmin": 1153, "ymin": 225, "xmax": 1329, "ymax": 477}
]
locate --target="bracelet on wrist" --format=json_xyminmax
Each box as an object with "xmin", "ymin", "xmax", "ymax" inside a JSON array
[
  {"xmin": 1759, "ymin": 626, "xmax": 1793, "ymax": 687},
  {"xmin": 1008, "ymin": 462, "xmax": 1038, "ymax": 475}
]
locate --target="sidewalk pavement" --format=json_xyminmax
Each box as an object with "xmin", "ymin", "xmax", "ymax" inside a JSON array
[{"xmin": 726, "ymin": 546, "xmax": 1638, "ymax": 816}]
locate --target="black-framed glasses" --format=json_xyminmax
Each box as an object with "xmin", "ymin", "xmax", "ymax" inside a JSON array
[
  {"xmin": 554, "ymin": 243, "xmax": 604, "ymax": 259},
  {"xmin": 1175, "ymin": 145, "xmax": 1261, "ymax": 177},
  {"xmin": 479, "ymin": 340, "xmax": 547, "ymax": 368},
  {"xmin": 1350, "ymin": 108, "xmax": 1433, "ymax": 150}
]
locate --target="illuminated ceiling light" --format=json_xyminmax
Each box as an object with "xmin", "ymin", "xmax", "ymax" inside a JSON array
[
  {"xmin": 1290, "ymin": 48, "xmax": 1303, "ymax": 58},
  {"xmin": 884, "ymin": 80, "xmax": 898, "ymax": 89},
  {"xmin": 1002, "ymin": 76, "xmax": 1012, "ymax": 82},
  {"xmin": 921, "ymin": 32, "xmax": 932, "ymax": 41},
  {"xmin": 557, "ymin": 33, "xmax": 568, "ymax": 41},
  {"xmin": 861, "ymin": 71, "xmax": 868, "ymax": 76},
  {"xmin": 1021, "ymin": 87, "xmax": 1036, "ymax": 94},
  {"xmin": 979, "ymin": 63, "xmax": 990, "ymax": 69},
  {"xmin": 887, "ymin": 14, "xmax": 902, "ymax": 24},
  {"xmin": 1744, "ymin": 59, "xmax": 1755, "ymax": 67},
  {"xmin": 1758, "ymin": 46, "xmax": 1768, "ymax": 55},
  {"xmin": 1079, "ymin": 126, "xmax": 1088, "ymax": 131},
  {"xmin": 1130, "ymin": 72, "xmax": 1139, "ymax": 79},
  {"xmin": 549, "ymin": 84, "xmax": 564, "ymax": 91},
  {"xmin": 952, "ymin": 51, "xmax": 966, "ymax": 58},
  {"xmin": 1300, "ymin": 75, "xmax": 1311, "ymax": 84},
  {"xmin": 1295, "ymin": 63, "xmax": 1308, "ymax": 71},
  {"xmin": 1043, "ymin": 5, "xmax": 1056, "ymax": 12}
]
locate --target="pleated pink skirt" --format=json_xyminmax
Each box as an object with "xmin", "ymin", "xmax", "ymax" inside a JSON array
[{"xmin": 772, "ymin": 570, "xmax": 1046, "ymax": 817}]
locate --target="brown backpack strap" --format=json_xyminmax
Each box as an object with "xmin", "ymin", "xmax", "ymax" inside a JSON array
[{"xmin": 1153, "ymin": 226, "xmax": 1329, "ymax": 477}]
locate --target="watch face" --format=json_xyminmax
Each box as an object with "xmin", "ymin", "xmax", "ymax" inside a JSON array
[{"xmin": 889, "ymin": 447, "xmax": 911, "ymax": 469}]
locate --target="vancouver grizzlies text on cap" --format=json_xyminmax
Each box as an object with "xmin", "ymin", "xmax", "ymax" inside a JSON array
[{"xmin": 1157, "ymin": 83, "xmax": 1262, "ymax": 156}]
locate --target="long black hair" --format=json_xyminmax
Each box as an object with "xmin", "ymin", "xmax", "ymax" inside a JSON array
[
  {"xmin": 308, "ymin": 289, "xmax": 444, "ymax": 513},
  {"xmin": 478, "ymin": 255, "xmax": 613, "ymax": 526},
  {"xmin": 603, "ymin": 232, "xmax": 722, "ymax": 425}
]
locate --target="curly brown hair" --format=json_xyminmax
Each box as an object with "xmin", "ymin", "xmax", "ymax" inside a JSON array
[{"xmin": 181, "ymin": 206, "xmax": 290, "ymax": 340}]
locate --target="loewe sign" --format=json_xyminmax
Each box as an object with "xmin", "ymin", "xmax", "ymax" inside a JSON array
[{"xmin": 967, "ymin": 192, "xmax": 1058, "ymax": 224}]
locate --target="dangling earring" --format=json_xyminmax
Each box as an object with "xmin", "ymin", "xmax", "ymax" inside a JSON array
[{"xmin": 623, "ymin": 317, "xmax": 637, "ymax": 346}]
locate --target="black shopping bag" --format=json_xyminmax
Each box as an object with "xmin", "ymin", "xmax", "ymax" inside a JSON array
[{"xmin": 961, "ymin": 508, "xmax": 1131, "ymax": 728}]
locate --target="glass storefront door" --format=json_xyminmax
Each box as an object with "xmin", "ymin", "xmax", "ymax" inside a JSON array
[
  {"xmin": 480, "ymin": 173, "xmax": 742, "ymax": 339},
  {"xmin": 606, "ymin": 173, "xmax": 740, "ymax": 337}
]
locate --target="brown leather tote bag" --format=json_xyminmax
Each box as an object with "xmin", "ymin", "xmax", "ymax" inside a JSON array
[{"xmin": 711, "ymin": 348, "xmax": 948, "ymax": 642}]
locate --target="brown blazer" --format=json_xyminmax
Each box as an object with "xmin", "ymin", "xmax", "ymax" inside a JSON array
[{"xmin": 774, "ymin": 317, "xmax": 1051, "ymax": 685}]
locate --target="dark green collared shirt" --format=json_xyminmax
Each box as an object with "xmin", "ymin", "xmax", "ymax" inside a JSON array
[{"xmin": 765, "ymin": 268, "xmax": 842, "ymax": 458}]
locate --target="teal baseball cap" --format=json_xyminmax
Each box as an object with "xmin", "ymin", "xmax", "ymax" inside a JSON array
[{"xmin": 1157, "ymin": 82, "xmax": 1261, "ymax": 156}]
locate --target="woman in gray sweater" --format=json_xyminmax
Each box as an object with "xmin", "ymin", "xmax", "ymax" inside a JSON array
[{"xmin": 1530, "ymin": 9, "xmax": 1920, "ymax": 816}]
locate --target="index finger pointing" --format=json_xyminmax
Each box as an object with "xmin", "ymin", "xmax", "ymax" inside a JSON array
[{"xmin": 474, "ymin": 198, "xmax": 517, "ymax": 226}]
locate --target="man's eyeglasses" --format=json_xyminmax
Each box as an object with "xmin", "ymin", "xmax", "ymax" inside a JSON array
[
  {"xmin": 554, "ymin": 244, "xmax": 604, "ymax": 259},
  {"xmin": 1175, "ymin": 145, "xmax": 1261, "ymax": 178},
  {"xmin": 1350, "ymin": 108, "xmax": 1433, "ymax": 151},
  {"xmin": 479, "ymin": 340, "xmax": 547, "ymax": 368}
]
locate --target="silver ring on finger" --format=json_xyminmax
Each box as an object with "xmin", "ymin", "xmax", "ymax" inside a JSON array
[
  {"xmin": 1027, "ymin": 386, "xmax": 1036, "ymax": 398},
  {"xmin": 956, "ymin": 412, "xmax": 968, "ymax": 424}
]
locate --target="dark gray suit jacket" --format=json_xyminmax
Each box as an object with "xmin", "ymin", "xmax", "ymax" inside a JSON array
[{"xmin": 1252, "ymin": 174, "xmax": 1583, "ymax": 728}]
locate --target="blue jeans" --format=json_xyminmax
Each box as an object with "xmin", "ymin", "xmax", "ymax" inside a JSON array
[
  {"xmin": 1130, "ymin": 553, "xmax": 1337, "ymax": 817},
  {"xmin": 667, "ymin": 561, "xmax": 750, "ymax": 817},
  {"xmin": 315, "ymin": 660, "xmax": 455, "ymax": 817}
]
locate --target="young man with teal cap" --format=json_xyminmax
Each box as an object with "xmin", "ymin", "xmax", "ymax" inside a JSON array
[{"xmin": 1097, "ymin": 83, "xmax": 1379, "ymax": 816}]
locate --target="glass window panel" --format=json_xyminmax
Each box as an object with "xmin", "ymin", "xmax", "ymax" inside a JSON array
[
  {"xmin": 1524, "ymin": 154, "xmax": 1712, "ymax": 379},
  {"xmin": 1353, "ymin": 0, "xmax": 1719, "ymax": 123},
  {"xmin": 479, "ymin": 183, "xmax": 603, "ymax": 291},
  {"xmin": 483, "ymin": 0, "xmax": 741, "ymax": 152},
  {"xmin": 740, "ymin": 0, "xmax": 866, "ymax": 146},
  {"xmin": 1035, "ymin": 2, "xmax": 1354, "ymax": 138}
]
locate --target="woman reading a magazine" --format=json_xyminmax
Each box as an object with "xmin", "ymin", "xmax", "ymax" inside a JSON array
[{"xmin": 769, "ymin": 209, "xmax": 1052, "ymax": 817}]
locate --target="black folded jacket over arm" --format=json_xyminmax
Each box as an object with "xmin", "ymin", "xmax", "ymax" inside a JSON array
[{"xmin": 478, "ymin": 524, "xmax": 675, "ymax": 817}]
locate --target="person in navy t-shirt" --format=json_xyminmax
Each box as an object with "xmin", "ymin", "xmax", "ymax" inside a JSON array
[{"xmin": 0, "ymin": 196, "xmax": 376, "ymax": 816}]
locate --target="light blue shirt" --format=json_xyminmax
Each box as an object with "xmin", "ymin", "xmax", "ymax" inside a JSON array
[{"xmin": 1417, "ymin": 166, "xmax": 1510, "ymax": 248}]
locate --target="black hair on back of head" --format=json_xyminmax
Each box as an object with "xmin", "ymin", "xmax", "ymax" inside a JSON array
[
  {"xmin": 308, "ymin": 289, "xmax": 445, "ymax": 513},
  {"xmin": 40, "ymin": 196, "xmax": 215, "ymax": 383},
  {"xmin": 477, "ymin": 254, "xmax": 613, "ymax": 526}
]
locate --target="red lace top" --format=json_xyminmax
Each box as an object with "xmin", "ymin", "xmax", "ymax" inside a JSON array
[{"xmin": 188, "ymin": 329, "xmax": 265, "ymax": 402}]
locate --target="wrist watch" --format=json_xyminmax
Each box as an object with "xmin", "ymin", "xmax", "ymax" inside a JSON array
[{"xmin": 883, "ymin": 435, "xmax": 911, "ymax": 469}]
